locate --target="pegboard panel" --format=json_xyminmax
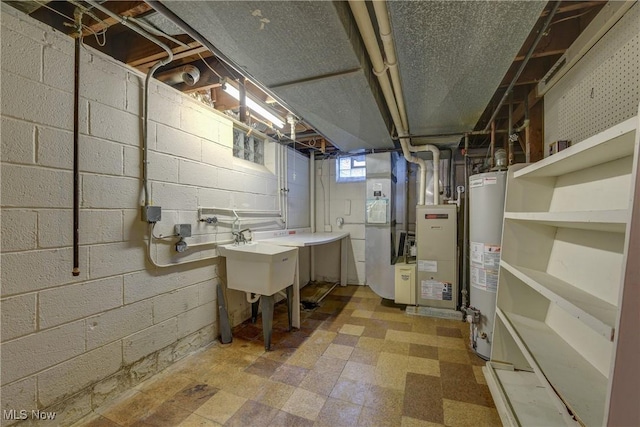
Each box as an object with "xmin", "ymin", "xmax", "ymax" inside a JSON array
[{"xmin": 545, "ymin": 4, "xmax": 639, "ymax": 153}]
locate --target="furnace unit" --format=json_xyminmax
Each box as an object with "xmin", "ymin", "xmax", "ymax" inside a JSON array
[{"xmin": 415, "ymin": 204, "xmax": 458, "ymax": 309}]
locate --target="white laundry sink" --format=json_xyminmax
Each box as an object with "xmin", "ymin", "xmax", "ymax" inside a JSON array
[{"xmin": 218, "ymin": 242, "xmax": 297, "ymax": 295}]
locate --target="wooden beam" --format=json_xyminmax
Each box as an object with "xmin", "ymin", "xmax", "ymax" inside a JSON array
[
  {"xmin": 542, "ymin": 1, "xmax": 605, "ymax": 16},
  {"xmin": 526, "ymin": 99, "xmax": 544, "ymax": 162},
  {"xmin": 78, "ymin": 2, "xmax": 152, "ymax": 38},
  {"xmin": 129, "ymin": 43, "xmax": 206, "ymax": 69}
]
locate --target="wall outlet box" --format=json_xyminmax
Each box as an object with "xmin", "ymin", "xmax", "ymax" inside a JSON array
[
  {"xmin": 324, "ymin": 224, "xmax": 332, "ymax": 232},
  {"xmin": 141, "ymin": 205, "xmax": 162, "ymax": 223},
  {"xmin": 174, "ymin": 224, "xmax": 192, "ymax": 237}
]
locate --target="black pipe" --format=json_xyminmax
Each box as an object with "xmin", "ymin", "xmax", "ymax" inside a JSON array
[{"xmin": 72, "ymin": 34, "xmax": 80, "ymax": 276}]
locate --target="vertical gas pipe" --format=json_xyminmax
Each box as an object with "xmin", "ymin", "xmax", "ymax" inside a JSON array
[{"xmin": 72, "ymin": 15, "xmax": 81, "ymax": 276}]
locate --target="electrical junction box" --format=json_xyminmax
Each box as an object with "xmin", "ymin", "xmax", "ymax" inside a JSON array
[
  {"xmin": 394, "ymin": 262, "xmax": 416, "ymax": 305},
  {"xmin": 174, "ymin": 224, "xmax": 192, "ymax": 238},
  {"xmin": 142, "ymin": 205, "xmax": 161, "ymax": 223}
]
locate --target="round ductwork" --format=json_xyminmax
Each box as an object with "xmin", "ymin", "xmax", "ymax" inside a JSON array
[{"xmin": 156, "ymin": 65, "xmax": 201, "ymax": 86}]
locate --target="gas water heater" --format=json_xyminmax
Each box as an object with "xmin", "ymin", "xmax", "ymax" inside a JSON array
[
  {"xmin": 468, "ymin": 170, "xmax": 507, "ymax": 359},
  {"xmin": 415, "ymin": 204, "xmax": 458, "ymax": 310}
]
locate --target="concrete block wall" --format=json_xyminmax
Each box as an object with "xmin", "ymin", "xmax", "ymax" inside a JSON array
[
  {"xmin": 0, "ymin": 6, "xmax": 307, "ymax": 426},
  {"xmin": 314, "ymin": 158, "xmax": 365, "ymax": 284}
]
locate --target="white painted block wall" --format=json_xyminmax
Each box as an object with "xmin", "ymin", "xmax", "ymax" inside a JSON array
[
  {"xmin": 0, "ymin": 6, "xmax": 308, "ymax": 425},
  {"xmin": 314, "ymin": 158, "xmax": 366, "ymax": 284}
]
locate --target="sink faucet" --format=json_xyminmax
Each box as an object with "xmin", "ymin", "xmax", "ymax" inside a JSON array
[
  {"xmin": 239, "ymin": 228, "xmax": 252, "ymax": 243},
  {"xmin": 232, "ymin": 228, "xmax": 252, "ymax": 244}
]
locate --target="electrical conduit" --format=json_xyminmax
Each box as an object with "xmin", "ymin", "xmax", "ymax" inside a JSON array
[{"xmin": 85, "ymin": 0, "xmax": 174, "ymax": 206}]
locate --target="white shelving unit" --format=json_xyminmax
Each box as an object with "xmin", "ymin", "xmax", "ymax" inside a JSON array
[{"xmin": 484, "ymin": 113, "xmax": 639, "ymax": 426}]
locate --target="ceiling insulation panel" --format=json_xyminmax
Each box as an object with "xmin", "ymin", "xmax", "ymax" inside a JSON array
[
  {"xmin": 274, "ymin": 70, "xmax": 393, "ymax": 151},
  {"xmin": 388, "ymin": 0, "xmax": 546, "ymax": 136},
  {"xmin": 160, "ymin": 1, "xmax": 394, "ymax": 151}
]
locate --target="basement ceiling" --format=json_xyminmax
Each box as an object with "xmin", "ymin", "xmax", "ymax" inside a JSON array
[
  {"xmin": 159, "ymin": 0, "xmax": 394, "ymax": 152},
  {"xmin": 9, "ymin": 0, "xmax": 607, "ymax": 156},
  {"xmin": 388, "ymin": 0, "xmax": 546, "ymax": 138}
]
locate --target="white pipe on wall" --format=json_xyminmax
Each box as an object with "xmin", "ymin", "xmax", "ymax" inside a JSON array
[
  {"xmin": 310, "ymin": 152, "xmax": 316, "ymax": 232},
  {"xmin": 310, "ymin": 151, "xmax": 316, "ymax": 280},
  {"xmin": 349, "ymin": 0, "xmax": 439, "ymax": 205}
]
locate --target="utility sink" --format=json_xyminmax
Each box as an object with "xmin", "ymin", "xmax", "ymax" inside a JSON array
[{"xmin": 218, "ymin": 242, "xmax": 297, "ymax": 295}]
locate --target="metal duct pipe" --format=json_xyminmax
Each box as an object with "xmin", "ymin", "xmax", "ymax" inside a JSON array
[
  {"xmin": 348, "ymin": 0, "xmax": 430, "ymax": 204},
  {"xmin": 407, "ymin": 144, "xmax": 440, "ymax": 204},
  {"xmin": 156, "ymin": 65, "xmax": 201, "ymax": 86},
  {"xmin": 483, "ymin": 0, "xmax": 562, "ymax": 132}
]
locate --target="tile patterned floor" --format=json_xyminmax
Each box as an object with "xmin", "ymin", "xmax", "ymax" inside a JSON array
[{"xmin": 79, "ymin": 286, "xmax": 499, "ymax": 426}]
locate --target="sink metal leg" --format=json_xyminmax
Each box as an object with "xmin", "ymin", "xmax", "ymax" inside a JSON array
[
  {"xmin": 251, "ymin": 298, "xmax": 260, "ymax": 324},
  {"xmin": 286, "ymin": 285, "xmax": 294, "ymax": 332},
  {"xmin": 261, "ymin": 295, "xmax": 275, "ymax": 351}
]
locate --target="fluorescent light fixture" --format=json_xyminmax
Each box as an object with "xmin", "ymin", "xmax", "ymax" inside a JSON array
[{"xmin": 223, "ymin": 85, "xmax": 284, "ymax": 129}]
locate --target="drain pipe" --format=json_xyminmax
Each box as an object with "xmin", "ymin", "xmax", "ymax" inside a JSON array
[
  {"xmin": 358, "ymin": 0, "xmax": 440, "ymax": 205},
  {"xmin": 349, "ymin": 0, "xmax": 429, "ymax": 204},
  {"xmin": 310, "ymin": 149, "xmax": 316, "ymax": 281}
]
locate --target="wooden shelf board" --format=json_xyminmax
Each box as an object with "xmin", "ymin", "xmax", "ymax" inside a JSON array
[
  {"xmin": 504, "ymin": 210, "xmax": 628, "ymax": 233},
  {"xmin": 514, "ymin": 116, "xmax": 637, "ymax": 178},
  {"xmin": 501, "ymin": 261, "xmax": 617, "ymax": 339},
  {"xmin": 502, "ymin": 311, "xmax": 607, "ymax": 427},
  {"xmin": 484, "ymin": 363, "xmax": 572, "ymax": 427}
]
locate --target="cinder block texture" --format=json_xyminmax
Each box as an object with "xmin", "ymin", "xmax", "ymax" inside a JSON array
[
  {"xmin": 1, "ymin": 320, "xmax": 85, "ymax": 385},
  {"xmin": 39, "ymin": 277, "xmax": 123, "ymax": 328},
  {"xmin": 1, "ymin": 210, "xmax": 37, "ymax": 252},
  {"xmin": 123, "ymin": 319, "xmax": 177, "ymax": 364},
  {"xmin": 1, "ymin": 293, "xmax": 36, "ymax": 341},
  {"xmin": 37, "ymin": 341, "xmax": 122, "ymax": 407},
  {"xmin": 0, "ymin": 4, "xmax": 307, "ymax": 419},
  {"xmin": 86, "ymin": 301, "xmax": 153, "ymax": 350}
]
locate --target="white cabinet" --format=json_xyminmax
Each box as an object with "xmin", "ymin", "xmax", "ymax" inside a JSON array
[{"xmin": 484, "ymin": 113, "xmax": 639, "ymax": 426}]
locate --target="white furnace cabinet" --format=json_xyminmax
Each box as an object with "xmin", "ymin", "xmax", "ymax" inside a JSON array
[{"xmin": 484, "ymin": 113, "xmax": 640, "ymax": 427}]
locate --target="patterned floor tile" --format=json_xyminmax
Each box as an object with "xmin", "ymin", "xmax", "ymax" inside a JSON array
[
  {"xmin": 330, "ymin": 378, "xmax": 370, "ymax": 405},
  {"xmin": 268, "ymin": 410, "xmax": 315, "ymax": 427},
  {"xmin": 409, "ymin": 343, "xmax": 439, "ymax": 360},
  {"xmin": 253, "ymin": 380, "xmax": 296, "ymax": 409},
  {"xmin": 280, "ymin": 388, "xmax": 326, "ymax": 421},
  {"xmin": 193, "ymin": 390, "xmax": 246, "ymax": 425},
  {"xmin": 315, "ymin": 397, "xmax": 363, "ymax": 427},
  {"xmin": 270, "ymin": 364, "xmax": 309, "ymax": 387},
  {"xmin": 177, "ymin": 413, "xmax": 222, "ymax": 426},
  {"xmin": 442, "ymin": 399, "xmax": 501, "ymax": 426},
  {"xmin": 224, "ymin": 400, "xmax": 279, "ymax": 427},
  {"xmin": 332, "ymin": 333, "xmax": 359, "ymax": 347},
  {"xmin": 323, "ymin": 343, "xmax": 354, "ymax": 360},
  {"xmin": 83, "ymin": 286, "xmax": 498, "ymax": 427},
  {"xmin": 403, "ymin": 373, "xmax": 444, "ymax": 424},
  {"xmin": 244, "ymin": 356, "xmax": 283, "ymax": 378}
]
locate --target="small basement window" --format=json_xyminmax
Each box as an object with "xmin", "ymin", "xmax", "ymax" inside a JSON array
[
  {"xmin": 233, "ymin": 127, "xmax": 264, "ymax": 165},
  {"xmin": 336, "ymin": 154, "xmax": 366, "ymax": 182}
]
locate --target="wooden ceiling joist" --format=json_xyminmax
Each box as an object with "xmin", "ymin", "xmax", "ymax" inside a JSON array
[{"xmin": 78, "ymin": 1, "xmax": 152, "ymax": 38}]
